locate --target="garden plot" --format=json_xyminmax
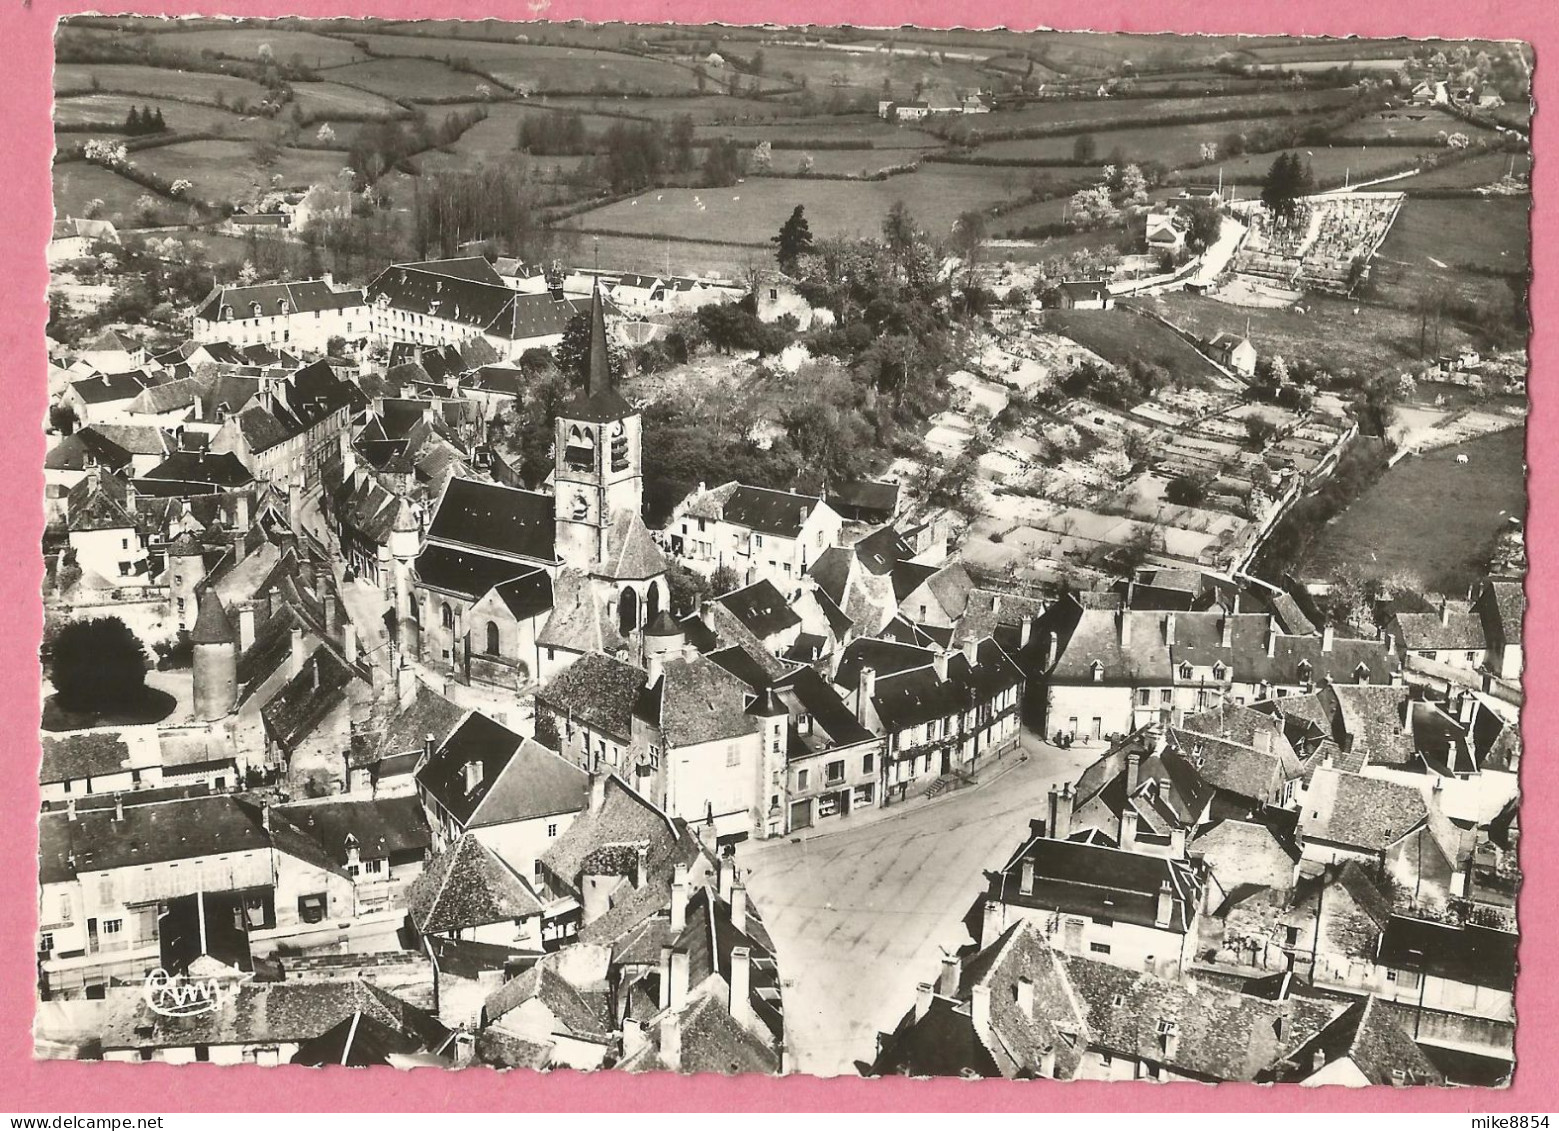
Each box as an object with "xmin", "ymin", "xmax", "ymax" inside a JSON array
[{"xmin": 947, "ymin": 370, "xmax": 1011, "ymax": 419}]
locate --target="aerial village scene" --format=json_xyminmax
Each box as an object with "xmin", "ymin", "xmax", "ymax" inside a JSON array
[{"xmin": 35, "ymin": 17, "xmax": 1529, "ymax": 1085}]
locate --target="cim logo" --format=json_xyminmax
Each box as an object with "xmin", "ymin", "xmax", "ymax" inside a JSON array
[{"xmin": 141, "ymin": 968, "xmax": 252, "ymax": 1018}]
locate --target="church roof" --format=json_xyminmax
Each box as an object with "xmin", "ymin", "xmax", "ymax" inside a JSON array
[
  {"xmin": 562, "ymin": 283, "xmax": 633, "ymax": 424},
  {"xmin": 596, "ymin": 511, "xmax": 667, "ymax": 581}
]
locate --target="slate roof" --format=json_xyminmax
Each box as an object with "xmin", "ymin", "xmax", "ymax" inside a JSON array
[
  {"xmin": 291, "ymin": 1011, "xmax": 451, "ymax": 1068},
  {"xmin": 1394, "ymin": 602, "xmax": 1486, "ymax": 651},
  {"xmin": 69, "ymin": 370, "xmax": 150, "ymax": 404},
  {"xmin": 272, "ymin": 796, "xmax": 430, "ymax": 868},
  {"xmin": 405, "ymin": 833, "xmax": 542, "ymax": 933},
  {"xmin": 562, "ymin": 281, "xmax": 633, "ymax": 422},
  {"xmin": 719, "ymin": 485, "xmax": 823, "ymax": 538},
  {"xmin": 483, "ymin": 962, "xmax": 613, "ymax": 1042},
  {"xmin": 991, "ymin": 835, "xmax": 1202, "ymax": 933},
  {"xmin": 367, "ymin": 262, "xmax": 593, "ymax": 343},
  {"xmin": 1299, "ymin": 768, "xmax": 1448, "ymax": 857},
  {"xmin": 414, "ymin": 712, "xmax": 525, "ymax": 827},
  {"xmin": 717, "ymin": 579, "xmax": 802, "ymax": 640},
  {"xmin": 826, "ymin": 478, "xmax": 900, "ymax": 520},
  {"xmin": 190, "ymin": 588, "xmax": 237, "ymax": 645},
  {"xmin": 655, "ymin": 653, "xmax": 762, "ymax": 747},
  {"xmin": 490, "ymin": 568, "xmax": 554, "ymax": 621},
  {"xmin": 424, "ymin": 477, "xmax": 555, "ymax": 563},
  {"xmin": 260, "ymin": 646, "xmax": 357, "ymax": 751},
  {"xmin": 142, "ymin": 451, "xmax": 255, "ymax": 491},
  {"xmin": 45, "ymin": 430, "xmax": 132, "ymax": 474},
  {"xmin": 414, "ymin": 545, "xmax": 535, "ymax": 601},
  {"xmin": 39, "ymin": 794, "xmax": 269, "ymax": 876},
  {"xmin": 470, "ymin": 739, "xmax": 591, "ymax": 828},
  {"xmin": 1375, "ymin": 916, "xmax": 1517, "ymax": 991}
]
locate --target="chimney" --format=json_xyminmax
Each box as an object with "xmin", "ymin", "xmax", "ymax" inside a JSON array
[
  {"xmin": 1155, "ymin": 879, "xmax": 1174, "ymax": 928},
  {"xmin": 1120, "ymin": 808, "xmax": 1139, "ymax": 850},
  {"xmin": 961, "ymin": 637, "xmax": 979, "ymax": 667},
  {"xmin": 670, "ymin": 862, "xmax": 689, "ymax": 933},
  {"xmin": 259, "ymin": 800, "xmax": 270, "ymax": 832},
  {"xmin": 299, "ymin": 557, "xmax": 316, "ymax": 590},
  {"xmin": 718, "ymin": 855, "xmax": 736, "ymax": 900},
  {"xmin": 290, "ymin": 626, "xmax": 305, "ymax": 678},
  {"xmin": 1169, "ymin": 826, "xmax": 1187, "ymax": 859},
  {"xmin": 1440, "ymin": 597, "xmax": 1451, "ymax": 627},
  {"xmin": 589, "ymin": 771, "xmax": 608, "ymax": 813},
  {"xmin": 343, "ymin": 623, "xmax": 357, "ymax": 665},
  {"xmin": 1015, "ymin": 976, "xmax": 1034, "ymax": 1019},
  {"xmin": 1321, "ymin": 624, "xmax": 1335, "ymax": 654},
  {"xmin": 1312, "ymin": 1047, "xmax": 1327, "ymax": 1073},
  {"xmin": 729, "ymin": 945, "xmax": 753, "ymax": 1024},
  {"xmin": 1164, "ymin": 612, "xmax": 1176, "ymax": 646},
  {"xmin": 1044, "ymin": 631, "xmax": 1059, "ymax": 671},
  {"xmin": 463, "ymin": 760, "xmax": 484, "ymax": 794},
  {"xmin": 1457, "ymin": 691, "xmax": 1476, "ymax": 725},
  {"xmin": 1161, "ymin": 1023, "xmax": 1180, "ymax": 1060},
  {"xmin": 1020, "ymin": 857, "xmax": 1036, "ymax": 894},
  {"xmin": 1039, "ymin": 1045, "xmax": 1058, "ymax": 1078},
  {"xmin": 730, "ymin": 884, "xmax": 747, "ymax": 933},
  {"xmin": 1020, "ymin": 618, "xmax": 1033, "ymax": 649},
  {"xmin": 634, "ymin": 844, "xmax": 650, "ymax": 890},
  {"xmin": 857, "ymin": 666, "xmax": 876, "ymax": 725},
  {"xmin": 646, "ymin": 652, "xmax": 663, "ymax": 690},
  {"xmin": 325, "ymin": 594, "xmax": 339, "ymax": 636},
  {"xmin": 1127, "ymin": 750, "xmax": 1141, "ymax": 794},
  {"xmin": 1119, "ymin": 610, "xmax": 1132, "ymax": 648},
  {"xmin": 660, "ymin": 1007, "xmax": 682, "ymax": 1072},
  {"xmin": 1266, "ymin": 618, "xmax": 1278, "ymax": 657},
  {"xmin": 66, "ymin": 797, "xmax": 77, "ymax": 821},
  {"xmin": 970, "ymin": 984, "xmax": 992, "ymax": 1042},
  {"xmin": 238, "ymin": 603, "xmax": 256, "ymax": 653},
  {"xmin": 1220, "ymin": 614, "xmax": 1233, "ymax": 649},
  {"xmin": 668, "ymin": 948, "xmax": 690, "ymax": 1010},
  {"xmin": 113, "ymin": 795, "xmax": 124, "ymax": 822},
  {"xmin": 234, "ymin": 492, "xmax": 250, "ymax": 531},
  {"xmin": 934, "ymin": 650, "xmax": 950, "ymax": 682},
  {"xmin": 938, "ymin": 953, "xmax": 959, "ymax": 996},
  {"xmin": 914, "ymin": 982, "xmax": 935, "ymax": 1021},
  {"xmin": 1053, "ymin": 782, "xmax": 1073, "ymax": 840}
]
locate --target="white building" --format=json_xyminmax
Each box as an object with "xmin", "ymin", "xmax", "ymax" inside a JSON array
[{"xmin": 191, "ymin": 280, "xmax": 367, "ymax": 354}]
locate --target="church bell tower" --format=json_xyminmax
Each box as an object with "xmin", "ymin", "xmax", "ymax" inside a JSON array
[{"xmin": 554, "ymin": 283, "xmax": 642, "ymax": 570}]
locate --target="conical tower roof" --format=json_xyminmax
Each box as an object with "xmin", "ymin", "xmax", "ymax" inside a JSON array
[
  {"xmin": 168, "ymin": 530, "xmax": 204, "ymax": 558},
  {"xmin": 645, "ymin": 609, "xmax": 683, "ymax": 638},
  {"xmin": 563, "ymin": 282, "xmax": 633, "ymax": 424},
  {"xmin": 190, "ymin": 587, "xmax": 237, "ymax": 645},
  {"xmin": 748, "ymin": 686, "xmax": 787, "ymax": 717}
]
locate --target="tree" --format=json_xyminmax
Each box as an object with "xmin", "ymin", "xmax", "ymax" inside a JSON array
[
  {"xmin": 710, "ymin": 564, "xmax": 742, "ymax": 596},
  {"xmin": 1183, "ymin": 196, "xmax": 1223, "ymax": 253},
  {"xmin": 772, "ymin": 205, "xmax": 814, "ymax": 272},
  {"xmin": 1073, "ymin": 133, "xmax": 1098, "ymax": 164},
  {"xmin": 1165, "ymin": 473, "xmax": 1212, "ymax": 506},
  {"xmin": 125, "ymin": 106, "xmax": 143, "ymax": 134},
  {"xmin": 951, "ymin": 209, "xmax": 988, "ymax": 289},
  {"xmin": 316, "ymin": 122, "xmax": 337, "ymax": 144},
  {"xmin": 665, "ymin": 562, "xmax": 709, "ymax": 616},
  {"xmin": 49, "ymin": 616, "xmax": 146, "ymax": 712},
  {"xmin": 152, "ymin": 107, "xmax": 166, "ymax": 132},
  {"xmin": 1244, "ymin": 417, "xmax": 1278, "ymax": 448},
  {"xmin": 553, "ymin": 309, "xmax": 623, "ymax": 385},
  {"xmin": 882, "ymin": 200, "xmax": 918, "ymax": 267},
  {"xmin": 48, "ymin": 402, "xmax": 77, "ymax": 435},
  {"xmin": 1261, "ymin": 151, "xmax": 1311, "ymax": 224}
]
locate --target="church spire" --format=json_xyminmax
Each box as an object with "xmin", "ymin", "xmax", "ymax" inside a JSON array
[{"xmin": 588, "ymin": 280, "xmax": 613, "ymax": 397}]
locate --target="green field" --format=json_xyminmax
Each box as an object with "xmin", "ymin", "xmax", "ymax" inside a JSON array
[
  {"xmin": 131, "ymin": 140, "xmax": 351, "ymax": 203},
  {"xmin": 52, "ymin": 161, "xmax": 158, "ymax": 222},
  {"xmin": 1138, "ymin": 291, "xmax": 1482, "ymax": 377},
  {"xmin": 969, "ymin": 89, "xmax": 1358, "ymax": 137},
  {"xmin": 538, "ymin": 94, "xmax": 790, "ymax": 124},
  {"xmin": 1301, "ymin": 425, "xmax": 1525, "ymax": 592},
  {"xmin": 974, "ymin": 115, "xmax": 1332, "ymax": 168},
  {"xmin": 725, "ymin": 42, "xmax": 989, "ymax": 95},
  {"xmin": 1039, "ymin": 308, "xmax": 1225, "ymax": 383},
  {"xmin": 564, "ymin": 163, "xmax": 1025, "ymax": 245},
  {"xmin": 327, "ymin": 57, "xmax": 491, "ymax": 102},
  {"xmin": 754, "ymin": 149, "xmax": 921, "ymax": 177},
  {"xmin": 1331, "ymin": 106, "xmax": 1493, "ymax": 144},
  {"xmin": 288, "ymin": 81, "xmax": 409, "ymax": 120},
  {"xmin": 1393, "ymin": 152, "xmax": 1532, "ymax": 191},
  {"xmin": 54, "ymin": 93, "xmax": 249, "ymax": 135},
  {"xmin": 54, "ymin": 63, "xmax": 270, "ymax": 109},
  {"xmin": 701, "ymin": 116, "xmax": 943, "ymax": 149},
  {"xmin": 338, "ymin": 33, "xmax": 700, "ymax": 94},
  {"xmin": 117, "ymin": 26, "xmax": 369, "ymax": 68},
  {"xmin": 1368, "ymin": 196, "xmax": 1530, "ymax": 315},
  {"xmin": 1175, "ymin": 146, "xmax": 1431, "ymax": 188}
]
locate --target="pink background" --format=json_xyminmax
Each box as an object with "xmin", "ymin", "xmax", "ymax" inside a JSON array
[{"xmin": 0, "ymin": 0, "xmax": 1548, "ymax": 1111}]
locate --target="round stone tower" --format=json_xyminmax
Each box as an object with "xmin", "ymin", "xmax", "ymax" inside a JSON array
[
  {"xmin": 191, "ymin": 587, "xmax": 238, "ymax": 721},
  {"xmin": 167, "ymin": 532, "xmax": 207, "ymax": 635}
]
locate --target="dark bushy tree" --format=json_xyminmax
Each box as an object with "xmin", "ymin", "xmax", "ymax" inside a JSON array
[
  {"xmin": 50, "ymin": 617, "xmax": 146, "ymax": 712},
  {"xmin": 772, "ymin": 205, "xmax": 813, "ymax": 272}
]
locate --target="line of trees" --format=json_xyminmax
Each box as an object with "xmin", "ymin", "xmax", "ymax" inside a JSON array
[{"xmin": 122, "ymin": 105, "xmax": 167, "ymax": 135}]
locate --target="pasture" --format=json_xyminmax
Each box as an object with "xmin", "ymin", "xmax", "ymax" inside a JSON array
[
  {"xmin": 327, "ymin": 58, "xmax": 491, "ymax": 102},
  {"xmin": 966, "ymin": 88, "xmax": 1359, "ymax": 137},
  {"xmin": 1176, "ymin": 146, "xmax": 1431, "ymax": 188},
  {"xmin": 53, "ymin": 161, "xmax": 157, "ymax": 222},
  {"xmin": 1300, "ymin": 424, "xmax": 1525, "ymax": 593},
  {"xmin": 724, "ymin": 42, "xmax": 990, "ymax": 95},
  {"xmin": 539, "ymin": 94, "xmax": 792, "ymax": 124},
  {"xmin": 131, "ymin": 140, "xmax": 351, "ymax": 203},
  {"xmin": 338, "ymin": 34, "xmax": 701, "ymax": 94},
  {"xmin": 1368, "ymin": 196, "xmax": 1530, "ymax": 315},
  {"xmin": 564, "ymin": 164, "xmax": 1024, "ymax": 244},
  {"xmin": 973, "ymin": 115, "xmax": 1334, "ymax": 168},
  {"xmin": 1393, "ymin": 152, "xmax": 1532, "ymax": 191},
  {"xmin": 54, "ymin": 94, "xmax": 247, "ymax": 135},
  {"xmin": 702, "ymin": 116, "xmax": 944, "ymax": 149},
  {"xmin": 1331, "ymin": 106, "xmax": 1493, "ymax": 144},
  {"xmin": 1139, "ymin": 291, "xmax": 1481, "ymax": 377},
  {"xmin": 288, "ymin": 81, "xmax": 409, "ymax": 120},
  {"xmin": 119, "ymin": 26, "xmax": 369, "ymax": 68},
  {"xmin": 1038, "ymin": 309, "xmax": 1226, "ymax": 384},
  {"xmin": 54, "ymin": 63, "xmax": 270, "ymax": 109}
]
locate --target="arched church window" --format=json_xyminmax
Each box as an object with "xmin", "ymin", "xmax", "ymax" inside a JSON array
[
  {"xmin": 486, "ymin": 621, "xmax": 501, "ymax": 656},
  {"xmin": 441, "ymin": 603, "xmax": 454, "ymax": 630},
  {"xmin": 610, "ymin": 419, "xmax": 629, "ymax": 472},
  {"xmin": 565, "ymin": 423, "xmax": 593, "ymax": 471},
  {"xmin": 618, "ymin": 586, "xmax": 639, "ymax": 638}
]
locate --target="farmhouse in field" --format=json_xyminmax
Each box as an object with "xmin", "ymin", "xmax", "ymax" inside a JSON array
[
  {"xmin": 1052, "ymin": 280, "xmax": 1115, "ymax": 310},
  {"xmin": 1207, "ymin": 332, "xmax": 1257, "ymax": 377}
]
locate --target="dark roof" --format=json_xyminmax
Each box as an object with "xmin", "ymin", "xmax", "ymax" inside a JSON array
[
  {"xmin": 469, "ymin": 739, "xmax": 591, "ymax": 828},
  {"xmin": 414, "ymin": 712, "xmax": 523, "ymax": 827},
  {"xmin": 291, "ymin": 1011, "xmax": 449, "ymax": 1068},
  {"xmin": 190, "ymin": 588, "xmax": 237, "ymax": 645},
  {"xmin": 720, "ymin": 486, "xmax": 823, "ymax": 538},
  {"xmin": 39, "ymin": 794, "xmax": 269, "ymax": 876},
  {"xmin": 414, "ymin": 545, "xmax": 537, "ymax": 601},
  {"xmin": 490, "ymin": 568, "xmax": 554, "ymax": 620},
  {"xmin": 272, "ymin": 796, "xmax": 430, "ymax": 868},
  {"xmin": 45, "ymin": 430, "xmax": 132, "ymax": 474},
  {"xmin": 992, "ymin": 835, "xmax": 1201, "ymax": 933},
  {"xmin": 1375, "ymin": 916, "xmax": 1517, "ymax": 991},
  {"xmin": 142, "ymin": 451, "xmax": 254, "ymax": 490},
  {"xmin": 562, "ymin": 282, "xmax": 633, "ymax": 423},
  {"xmin": 826, "ymin": 479, "xmax": 899, "ymax": 518},
  {"xmin": 69, "ymin": 370, "xmax": 149, "ymax": 404},
  {"xmin": 367, "ymin": 262, "xmax": 592, "ymax": 344},
  {"xmin": 260, "ymin": 647, "xmax": 357, "ymax": 751},
  {"xmin": 717, "ymin": 579, "xmax": 802, "ymax": 640},
  {"xmin": 1271, "ymin": 996, "xmax": 1442, "ymax": 1086},
  {"xmin": 425, "ymin": 477, "xmax": 555, "ymax": 563}
]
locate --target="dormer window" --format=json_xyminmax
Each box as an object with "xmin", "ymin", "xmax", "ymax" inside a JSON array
[
  {"xmin": 250, "ymin": 302, "xmax": 262, "ymax": 319},
  {"xmin": 1297, "ymin": 659, "xmax": 1312, "ymax": 681},
  {"xmin": 1211, "ymin": 662, "xmax": 1227, "ymax": 681},
  {"xmin": 278, "ymin": 300, "xmax": 290, "ymax": 315},
  {"xmin": 221, "ymin": 305, "xmax": 234, "ymax": 321},
  {"xmin": 1179, "ymin": 663, "xmax": 1193, "ymax": 681},
  {"xmin": 1090, "ymin": 660, "xmax": 1104, "ymax": 683}
]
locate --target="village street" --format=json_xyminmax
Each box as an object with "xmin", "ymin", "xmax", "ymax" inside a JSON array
[{"xmin": 738, "ymin": 731, "xmax": 1098, "ymax": 1076}]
